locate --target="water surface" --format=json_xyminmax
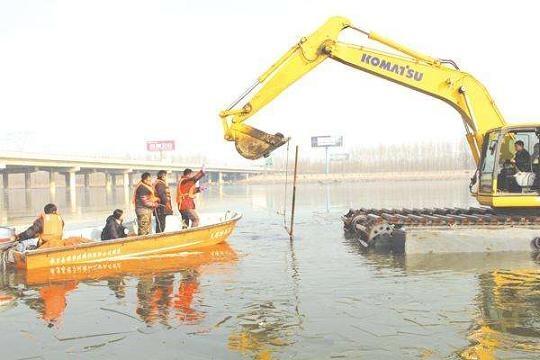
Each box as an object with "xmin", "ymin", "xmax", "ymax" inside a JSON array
[{"xmin": 1, "ymin": 180, "xmax": 539, "ymax": 359}]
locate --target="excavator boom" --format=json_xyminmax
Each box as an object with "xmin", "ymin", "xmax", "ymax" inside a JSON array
[{"xmin": 219, "ymin": 16, "xmax": 506, "ymax": 163}]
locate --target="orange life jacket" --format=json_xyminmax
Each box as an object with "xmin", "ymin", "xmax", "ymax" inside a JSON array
[
  {"xmin": 133, "ymin": 181, "xmax": 159, "ymax": 205},
  {"xmin": 176, "ymin": 177, "xmax": 197, "ymax": 205},
  {"xmin": 39, "ymin": 213, "xmax": 64, "ymax": 248}
]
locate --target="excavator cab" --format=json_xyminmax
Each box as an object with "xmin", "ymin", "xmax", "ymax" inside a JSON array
[{"xmin": 476, "ymin": 126, "xmax": 540, "ymax": 208}]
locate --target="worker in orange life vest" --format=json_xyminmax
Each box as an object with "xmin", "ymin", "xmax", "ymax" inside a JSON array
[
  {"xmin": 133, "ymin": 172, "xmax": 160, "ymax": 236},
  {"xmin": 13, "ymin": 203, "xmax": 64, "ymax": 249},
  {"xmin": 176, "ymin": 166, "xmax": 206, "ymax": 228}
]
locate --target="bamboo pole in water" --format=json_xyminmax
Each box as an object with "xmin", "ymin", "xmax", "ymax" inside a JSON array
[{"xmin": 289, "ymin": 145, "xmax": 299, "ymax": 240}]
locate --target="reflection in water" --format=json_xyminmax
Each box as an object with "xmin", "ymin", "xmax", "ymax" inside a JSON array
[
  {"xmin": 2, "ymin": 182, "xmax": 540, "ymax": 358},
  {"xmin": 228, "ymin": 300, "xmax": 300, "ymax": 360},
  {"xmin": 25, "ymin": 281, "xmax": 78, "ymax": 327},
  {"xmin": 460, "ymin": 267, "xmax": 540, "ymax": 359},
  {"xmin": 343, "ymin": 237, "xmax": 540, "ymax": 358},
  {"xmin": 228, "ymin": 239, "xmax": 303, "ymax": 359},
  {"xmin": 2, "ymin": 243, "xmax": 236, "ymax": 329}
]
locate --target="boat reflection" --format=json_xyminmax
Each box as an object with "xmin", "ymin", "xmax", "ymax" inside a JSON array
[{"xmin": 5, "ymin": 243, "xmax": 237, "ymax": 328}]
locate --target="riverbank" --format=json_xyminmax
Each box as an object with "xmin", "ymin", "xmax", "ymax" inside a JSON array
[{"xmin": 242, "ymin": 169, "xmax": 473, "ymax": 184}]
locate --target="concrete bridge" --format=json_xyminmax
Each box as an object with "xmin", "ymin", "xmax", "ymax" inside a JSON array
[{"xmin": 0, "ymin": 152, "xmax": 265, "ymax": 192}]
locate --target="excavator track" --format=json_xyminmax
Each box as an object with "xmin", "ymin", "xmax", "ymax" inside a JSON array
[{"xmin": 342, "ymin": 207, "xmax": 540, "ymax": 252}]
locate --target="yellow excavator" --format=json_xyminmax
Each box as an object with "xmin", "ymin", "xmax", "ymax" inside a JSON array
[{"xmin": 219, "ymin": 16, "xmax": 540, "ymax": 210}]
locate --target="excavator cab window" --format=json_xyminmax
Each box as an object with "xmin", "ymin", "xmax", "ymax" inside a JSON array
[
  {"xmin": 479, "ymin": 131, "xmax": 498, "ymax": 194},
  {"xmin": 496, "ymin": 130, "xmax": 538, "ymax": 193}
]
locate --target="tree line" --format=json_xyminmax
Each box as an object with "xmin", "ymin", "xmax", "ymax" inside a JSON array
[{"xmin": 270, "ymin": 139, "xmax": 476, "ymax": 174}]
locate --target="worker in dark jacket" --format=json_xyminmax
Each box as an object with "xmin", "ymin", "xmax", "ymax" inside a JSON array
[
  {"xmin": 154, "ymin": 170, "xmax": 173, "ymax": 233},
  {"xmin": 133, "ymin": 172, "xmax": 159, "ymax": 236},
  {"xmin": 512, "ymin": 140, "xmax": 532, "ymax": 172},
  {"xmin": 101, "ymin": 209, "xmax": 127, "ymax": 240},
  {"xmin": 176, "ymin": 167, "xmax": 206, "ymax": 228},
  {"xmin": 13, "ymin": 203, "xmax": 64, "ymax": 248}
]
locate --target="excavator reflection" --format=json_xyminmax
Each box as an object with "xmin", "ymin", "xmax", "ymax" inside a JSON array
[
  {"xmin": 3, "ymin": 243, "xmax": 237, "ymax": 328},
  {"xmin": 459, "ymin": 261, "xmax": 540, "ymax": 359},
  {"xmin": 345, "ymin": 238, "xmax": 540, "ymax": 359}
]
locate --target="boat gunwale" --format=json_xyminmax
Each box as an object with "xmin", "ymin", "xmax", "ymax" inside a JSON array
[{"xmin": 17, "ymin": 212, "xmax": 242, "ymax": 258}]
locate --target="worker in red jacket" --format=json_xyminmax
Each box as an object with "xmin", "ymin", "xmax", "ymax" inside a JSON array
[{"xmin": 176, "ymin": 166, "xmax": 206, "ymax": 228}]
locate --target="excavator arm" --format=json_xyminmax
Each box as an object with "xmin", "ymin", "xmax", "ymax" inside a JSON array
[{"xmin": 219, "ymin": 16, "xmax": 506, "ymax": 163}]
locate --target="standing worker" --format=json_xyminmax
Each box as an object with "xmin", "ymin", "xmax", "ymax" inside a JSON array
[
  {"xmin": 134, "ymin": 172, "xmax": 160, "ymax": 236},
  {"xmin": 154, "ymin": 170, "xmax": 173, "ymax": 233},
  {"xmin": 12, "ymin": 203, "xmax": 64, "ymax": 249},
  {"xmin": 176, "ymin": 166, "xmax": 206, "ymax": 228}
]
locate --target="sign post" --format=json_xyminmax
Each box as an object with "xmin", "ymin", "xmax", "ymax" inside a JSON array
[
  {"xmin": 330, "ymin": 153, "xmax": 350, "ymax": 176},
  {"xmin": 146, "ymin": 140, "xmax": 176, "ymax": 161},
  {"xmin": 311, "ymin": 136, "xmax": 343, "ymax": 174}
]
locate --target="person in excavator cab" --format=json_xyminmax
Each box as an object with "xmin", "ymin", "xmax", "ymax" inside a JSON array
[
  {"xmin": 134, "ymin": 172, "xmax": 160, "ymax": 236},
  {"xmin": 12, "ymin": 203, "xmax": 64, "ymax": 249},
  {"xmin": 176, "ymin": 166, "xmax": 206, "ymax": 228},
  {"xmin": 511, "ymin": 140, "xmax": 532, "ymax": 172}
]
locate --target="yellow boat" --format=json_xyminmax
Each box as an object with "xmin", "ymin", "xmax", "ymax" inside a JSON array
[{"xmin": 11, "ymin": 212, "xmax": 242, "ymax": 271}]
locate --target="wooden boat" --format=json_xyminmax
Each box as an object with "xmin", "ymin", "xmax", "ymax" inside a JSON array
[{"xmin": 11, "ymin": 212, "xmax": 241, "ymax": 270}]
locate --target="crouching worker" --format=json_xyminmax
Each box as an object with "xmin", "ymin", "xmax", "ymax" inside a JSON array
[
  {"xmin": 101, "ymin": 209, "xmax": 128, "ymax": 241},
  {"xmin": 13, "ymin": 203, "xmax": 64, "ymax": 249},
  {"xmin": 177, "ymin": 167, "xmax": 206, "ymax": 228},
  {"xmin": 134, "ymin": 172, "xmax": 160, "ymax": 236}
]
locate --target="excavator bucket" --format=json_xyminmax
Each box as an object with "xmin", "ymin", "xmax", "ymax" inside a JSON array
[{"xmin": 230, "ymin": 123, "xmax": 288, "ymax": 160}]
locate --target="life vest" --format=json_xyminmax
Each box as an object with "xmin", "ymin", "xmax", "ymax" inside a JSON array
[
  {"xmin": 39, "ymin": 213, "xmax": 64, "ymax": 248},
  {"xmin": 176, "ymin": 177, "xmax": 197, "ymax": 204},
  {"xmin": 133, "ymin": 181, "xmax": 159, "ymax": 205}
]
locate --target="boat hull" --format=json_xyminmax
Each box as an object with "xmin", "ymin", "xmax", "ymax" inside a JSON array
[
  {"xmin": 13, "ymin": 212, "xmax": 241, "ymax": 270},
  {"xmin": 21, "ymin": 242, "xmax": 238, "ymax": 285}
]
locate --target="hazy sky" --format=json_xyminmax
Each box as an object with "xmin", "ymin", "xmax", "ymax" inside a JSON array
[{"xmin": 1, "ymin": 1, "xmax": 537, "ymax": 165}]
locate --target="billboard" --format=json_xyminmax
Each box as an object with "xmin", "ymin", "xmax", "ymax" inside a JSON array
[
  {"xmin": 146, "ymin": 140, "xmax": 176, "ymax": 152},
  {"xmin": 311, "ymin": 136, "xmax": 343, "ymax": 148}
]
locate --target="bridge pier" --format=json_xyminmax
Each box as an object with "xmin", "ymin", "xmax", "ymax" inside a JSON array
[
  {"xmin": 2, "ymin": 173, "xmax": 9, "ymax": 190},
  {"xmin": 123, "ymin": 173, "xmax": 130, "ymax": 189},
  {"xmin": 49, "ymin": 171, "xmax": 57, "ymax": 192},
  {"xmin": 65, "ymin": 172, "xmax": 76, "ymax": 189},
  {"xmin": 218, "ymin": 172, "xmax": 223, "ymax": 184},
  {"xmin": 105, "ymin": 173, "xmax": 113, "ymax": 191},
  {"xmin": 84, "ymin": 173, "xmax": 91, "ymax": 188}
]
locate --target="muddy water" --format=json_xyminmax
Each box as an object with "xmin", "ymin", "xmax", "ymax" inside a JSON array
[{"xmin": 1, "ymin": 180, "xmax": 539, "ymax": 359}]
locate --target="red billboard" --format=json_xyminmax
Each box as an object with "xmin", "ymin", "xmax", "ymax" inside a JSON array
[{"xmin": 146, "ymin": 140, "xmax": 176, "ymax": 152}]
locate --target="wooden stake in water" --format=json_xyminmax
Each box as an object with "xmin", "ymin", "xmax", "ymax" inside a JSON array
[{"xmin": 289, "ymin": 145, "xmax": 299, "ymax": 240}]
